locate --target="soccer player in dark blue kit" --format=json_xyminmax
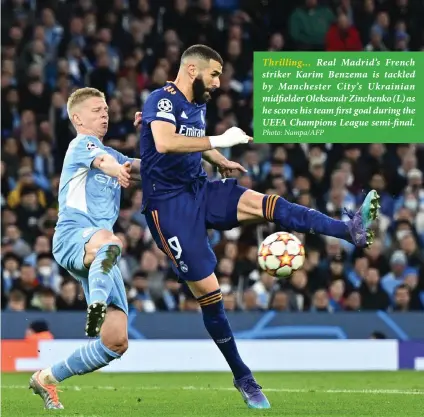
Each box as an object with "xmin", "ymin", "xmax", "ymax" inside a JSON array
[{"xmin": 139, "ymin": 45, "xmax": 380, "ymax": 409}]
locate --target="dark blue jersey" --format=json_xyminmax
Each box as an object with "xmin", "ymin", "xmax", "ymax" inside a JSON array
[{"xmin": 140, "ymin": 82, "xmax": 208, "ymax": 208}]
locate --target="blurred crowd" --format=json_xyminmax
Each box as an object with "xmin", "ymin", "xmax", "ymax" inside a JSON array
[{"xmin": 1, "ymin": 0, "xmax": 424, "ymax": 314}]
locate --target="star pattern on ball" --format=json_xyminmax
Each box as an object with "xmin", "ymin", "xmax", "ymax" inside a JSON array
[
  {"xmin": 276, "ymin": 233, "xmax": 292, "ymax": 244},
  {"xmin": 258, "ymin": 232, "xmax": 306, "ymax": 278},
  {"xmin": 260, "ymin": 246, "xmax": 272, "ymax": 260},
  {"xmin": 279, "ymin": 252, "xmax": 295, "ymax": 266}
]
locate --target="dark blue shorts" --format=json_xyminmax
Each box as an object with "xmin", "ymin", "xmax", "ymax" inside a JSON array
[{"xmin": 144, "ymin": 179, "xmax": 247, "ymax": 282}]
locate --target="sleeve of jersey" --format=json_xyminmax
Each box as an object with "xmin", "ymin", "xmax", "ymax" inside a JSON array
[
  {"xmin": 143, "ymin": 90, "xmax": 177, "ymax": 126},
  {"xmin": 110, "ymin": 149, "xmax": 134, "ymax": 165},
  {"xmin": 71, "ymin": 136, "xmax": 108, "ymax": 169}
]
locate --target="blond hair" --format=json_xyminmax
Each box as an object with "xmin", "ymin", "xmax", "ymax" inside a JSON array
[{"xmin": 67, "ymin": 87, "xmax": 105, "ymax": 119}]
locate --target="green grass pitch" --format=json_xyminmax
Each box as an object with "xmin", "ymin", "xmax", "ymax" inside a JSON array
[{"xmin": 2, "ymin": 371, "xmax": 423, "ymax": 416}]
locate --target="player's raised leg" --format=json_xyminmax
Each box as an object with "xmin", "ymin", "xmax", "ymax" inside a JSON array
[
  {"xmin": 186, "ymin": 274, "xmax": 271, "ymax": 409},
  {"xmin": 82, "ymin": 230, "xmax": 124, "ymax": 337},
  {"xmin": 29, "ymin": 305, "xmax": 128, "ymax": 409},
  {"xmin": 237, "ymin": 189, "xmax": 380, "ymax": 248}
]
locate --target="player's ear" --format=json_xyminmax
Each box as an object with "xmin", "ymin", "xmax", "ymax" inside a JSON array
[
  {"xmin": 72, "ymin": 112, "xmax": 82, "ymax": 126},
  {"xmin": 187, "ymin": 63, "xmax": 198, "ymax": 79}
]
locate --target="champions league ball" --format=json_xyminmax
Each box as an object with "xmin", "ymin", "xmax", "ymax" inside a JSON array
[{"xmin": 257, "ymin": 232, "xmax": 305, "ymax": 278}]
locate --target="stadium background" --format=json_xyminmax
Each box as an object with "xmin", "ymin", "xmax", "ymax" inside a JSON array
[{"xmin": 1, "ymin": 0, "xmax": 424, "ymax": 347}]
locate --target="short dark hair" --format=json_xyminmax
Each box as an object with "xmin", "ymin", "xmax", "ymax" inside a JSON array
[
  {"xmin": 38, "ymin": 286, "xmax": 56, "ymax": 297},
  {"xmin": 37, "ymin": 252, "xmax": 54, "ymax": 262},
  {"xmin": 21, "ymin": 185, "xmax": 38, "ymax": 197},
  {"xmin": 181, "ymin": 44, "xmax": 223, "ymax": 66},
  {"xmin": 61, "ymin": 277, "xmax": 75, "ymax": 288},
  {"xmin": 395, "ymin": 284, "xmax": 410, "ymax": 293},
  {"xmin": 132, "ymin": 270, "xmax": 148, "ymax": 280},
  {"xmin": 9, "ymin": 289, "xmax": 25, "ymax": 301}
]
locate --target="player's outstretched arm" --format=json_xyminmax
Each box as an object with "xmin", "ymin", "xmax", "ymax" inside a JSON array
[
  {"xmin": 151, "ymin": 121, "xmax": 252, "ymax": 154},
  {"xmin": 152, "ymin": 121, "xmax": 211, "ymax": 153},
  {"xmin": 202, "ymin": 149, "xmax": 227, "ymax": 165},
  {"xmin": 129, "ymin": 158, "xmax": 141, "ymax": 182},
  {"xmin": 92, "ymin": 154, "xmax": 131, "ymax": 187},
  {"xmin": 92, "ymin": 154, "xmax": 123, "ymax": 176},
  {"xmin": 203, "ymin": 149, "xmax": 241, "ymax": 169},
  {"xmin": 203, "ymin": 149, "xmax": 248, "ymax": 177}
]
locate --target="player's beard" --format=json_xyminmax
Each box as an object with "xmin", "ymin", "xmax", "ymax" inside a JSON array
[{"xmin": 192, "ymin": 76, "xmax": 212, "ymax": 104}]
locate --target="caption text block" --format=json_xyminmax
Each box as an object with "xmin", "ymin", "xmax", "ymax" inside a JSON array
[{"xmin": 253, "ymin": 52, "xmax": 424, "ymax": 143}]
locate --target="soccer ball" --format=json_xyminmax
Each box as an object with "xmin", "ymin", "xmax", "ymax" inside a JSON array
[{"xmin": 257, "ymin": 232, "xmax": 305, "ymax": 278}]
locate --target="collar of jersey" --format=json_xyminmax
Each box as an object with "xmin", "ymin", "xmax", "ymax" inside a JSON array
[
  {"xmin": 165, "ymin": 81, "xmax": 204, "ymax": 108},
  {"xmin": 76, "ymin": 133, "xmax": 102, "ymax": 143}
]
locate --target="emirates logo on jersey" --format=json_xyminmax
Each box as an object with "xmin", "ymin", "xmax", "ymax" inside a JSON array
[{"xmin": 178, "ymin": 125, "xmax": 205, "ymax": 137}]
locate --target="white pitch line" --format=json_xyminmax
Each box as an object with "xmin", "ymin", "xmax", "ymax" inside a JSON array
[
  {"xmin": 182, "ymin": 386, "xmax": 424, "ymax": 395},
  {"xmin": 3, "ymin": 385, "xmax": 424, "ymax": 395}
]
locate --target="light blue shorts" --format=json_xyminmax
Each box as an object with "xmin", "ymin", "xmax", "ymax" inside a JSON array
[{"xmin": 52, "ymin": 225, "xmax": 128, "ymax": 315}]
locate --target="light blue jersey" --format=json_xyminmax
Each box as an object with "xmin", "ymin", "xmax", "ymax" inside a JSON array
[
  {"xmin": 56, "ymin": 134, "xmax": 133, "ymax": 231},
  {"xmin": 52, "ymin": 134, "xmax": 133, "ymax": 314}
]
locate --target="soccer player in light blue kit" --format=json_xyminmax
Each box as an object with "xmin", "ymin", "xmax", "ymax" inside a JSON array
[{"xmin": 29, "ymin": 87, "xmax": 140, "ymax": 409}]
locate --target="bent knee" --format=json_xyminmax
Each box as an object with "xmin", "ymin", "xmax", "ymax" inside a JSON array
[
  {"xmin": 88, "ymin": 230, "xmax": 122, "ymax": 248},
  {"xmin": 96, "ymin": 234, "xmax": 123, "ymax": 254},
  {"xmin": 84, "ymin": 231, "xmax": 123, "ymax": 266},
  {"xmin": 186, "ymin": 273, "xmax": 220, "ymax": 298},
  {"xmin": 105, "ymin": 235, "xmax": 123, "ymax": 248},
  {"xmin": 103, "ymin": 335, "xmax": 128, "ymax": 356},
  {"xmin": 237, "ymin": 190, "xmax": 265, "ymax": 221}
]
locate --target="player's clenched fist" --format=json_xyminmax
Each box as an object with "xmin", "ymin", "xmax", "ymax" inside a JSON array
[
  {"xmin": 209, "ymin": 126, "xmax": 252, "ymax": 149},
  {"xmin": 118, "ymin": 161, "xmax": 132, "ymax": 188}
]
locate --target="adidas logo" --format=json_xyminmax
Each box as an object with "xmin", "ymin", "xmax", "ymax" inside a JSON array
[{"xmin": 181, "ymin": 111, "xmax": 188, "ymax": 119}]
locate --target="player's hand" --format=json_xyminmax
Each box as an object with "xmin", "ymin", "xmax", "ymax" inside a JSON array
[
  {"xmin": 134, "ymin": 112, "xmax": 142, "ymax": 128},
  {"xmin": 218, "ymin": 159, "xmax": 248, "ymax": 178},
  {"xmin": 222, "ymin": 126, "xmax": 252, "ymax": 146},
  {"xmin": 118, "ymin": 161, "xmax": 132, "ymax": 188},
  {"xmin": 210, "ymin": 127, "xmax": 252, "ymax": 149}
]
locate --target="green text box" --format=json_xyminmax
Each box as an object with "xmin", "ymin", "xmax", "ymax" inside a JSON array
[{"xmin": 253, "ymin": 52, "xmax": 424, "ymax": 143}]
